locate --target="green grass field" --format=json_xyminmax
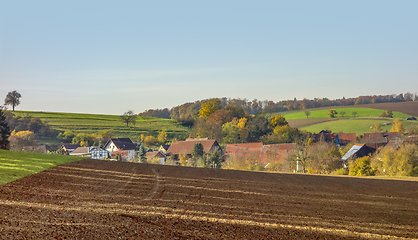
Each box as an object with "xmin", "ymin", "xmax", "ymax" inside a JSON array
[
  {"xmin": 11, "ymin": 111, "xmax": 190, "ymax": 143},
  {"xmin": 281, "ymin": 107, "xmax": 410, "ymax": 119},
  {"xmin": 0, "ymin": 150, "xmax": 84, "ymax": 184},
  {"xmin": 300, "ymin": 118, "xmax": 418, "ymax": 135}
]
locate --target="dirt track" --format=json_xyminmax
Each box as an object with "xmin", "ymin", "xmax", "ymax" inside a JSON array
[{"xmin": 0, "ymin": 159, "xmax": 417, "ymax": 239}]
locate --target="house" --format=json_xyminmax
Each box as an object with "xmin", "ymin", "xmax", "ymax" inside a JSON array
[
  {"xmin": 146, "ymin": 151, "xmax": 166, "ymax": 165},
  {"xmin": 341, "ymin": 144, "xmax": 373, "ymax": 161},
  {"xmin": 261, "ymin": 143, "xmax": 296, "ymax": 164},
  {"xmin": 312, "ymin": 131, "xmax": 356, "ymax": 146},
  {"xmin": 224, "ymin": 142, "xmax": 264, "ymax": 163},
  {"xmin": 158, "ymin": 144, "xmax": 170, "ymax": 154},
  {"xmin": 90, "ymin": 147, "xmax": 109, "ymax": 160},
  {"xmin": 104, "ymin": 138, "xmax": 136, "ymax": 160},
  {"xmin": 224, "ymin": 142, "xmax": 263, "ymax": 156},
  {"xmin": 362, "ymin": 132, "xmax": 402, "ymax": 152},
  {"xmin": 70, "ymin": 147, "xmax": 92, "ymax": 157},
  {"xmin": 166, "ymin": 139, "xmax": 221, "ymax": 160},
  {"xmin": 61, "ymin": 144, "xmax": 81, "ymax": 153}
]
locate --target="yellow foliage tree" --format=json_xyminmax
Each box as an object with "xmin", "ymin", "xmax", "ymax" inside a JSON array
[
  {"xmin": 390, "ymin": 118, "xmax": 404, "ymax": 133},
  {"xmin": 158, "ymin": 129, "xmax": 167, "ymax": 145},
  {"xmin": 179, "ymin": 152, "xmax": 188, "ymax": 166},
  {"xmin": 198, "ymin": 98, "xmax": 222, "ymax": 118}
]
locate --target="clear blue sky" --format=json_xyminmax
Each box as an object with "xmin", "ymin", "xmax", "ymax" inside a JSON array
[{"xmin": 1, "ymin": 1, "xmax": 417, "ymax": 115}]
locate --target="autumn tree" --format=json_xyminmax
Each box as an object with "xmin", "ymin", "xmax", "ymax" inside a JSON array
[
  {"xmin": 269, "ymin": 115, "xmax": 288, "ymax": 129},
  {"xmin": 352, "ymin": 111, "xmax": 357, "ymax": 117},
  {"xmin": 0, "ymin": 107, "xmax": 11, "ymax": 150},
  {"xmin": 390, "ymin": 118, "xmax": 404, "ymax": 133},
  {"xmin": 157, "ymin": 129, "xmax": 167, "ymax": 145},
  {"xmin": 371, "ymin": 123, "xmax": 383, "ymax": 133},
  {"xmin": 9, "ymin": 130, "xmax": 38, "ymax": 151},
  {"xmin": 372, "ymin": 144, "xmax": 418, "ymax": 176},
  {"xmin": 327, "ymin": 109, "xmax": 338, "ymax": 118},
  {"xmin": 119, "ymin": 110, "xmax": 136, "ymax": 127},
  {"xmin": 58, "ymin": 130, "xmax": 76, "ymax": 143},
  {"xmin": 340, "ymin": 111, "xmax": 346, "ymax": 117},
  {"xmin": 198, "ymin": 98, "xmax": 222, "ymax": 118},
  {"xmin": 349, "ymin": 156, "xmax": 376, "ymax": 176},
  {"xmin": 4, "ymin": 90, "xmax": 21, "ymax": 111}
]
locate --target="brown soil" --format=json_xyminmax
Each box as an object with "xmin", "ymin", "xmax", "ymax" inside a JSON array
[{"xmin": 1, "ymin": 159, "xmax": 417, "ymax": 239}]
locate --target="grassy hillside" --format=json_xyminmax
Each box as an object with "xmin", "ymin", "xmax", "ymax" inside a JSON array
[
  {"xmin": 0, "ymin": 150, "xmax": 84, "ymax": 184},
  {"xmin": 11, "ymin": 111, "xmax": 190, "ymax": 143},
  {"xmin": 282, "ymin": 107, "xmax": 410, "ymax": 119},
  {"xmin": 278, "ymin": 106, "xmax": 417, "ymax": 135}
]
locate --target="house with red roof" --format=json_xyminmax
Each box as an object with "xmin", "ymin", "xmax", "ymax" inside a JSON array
[{"xmin": 166, "ymin": 139, "xmax": 221, "ymax": 160}]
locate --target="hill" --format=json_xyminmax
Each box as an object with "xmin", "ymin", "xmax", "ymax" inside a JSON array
[
  {"xmin": 0, "ymin": 150, "xmax": 84, "ymax": 184},
  {"xmin": 1, "ymin": 159, "xmax": 417, "ymax": 239},
  {"xmin": 10, "ymin": 111, "xmax": 190, "ymax": 144},
  {"xmin": 280, "ymin": 103, "xmax": 418, "ymax": 135}
]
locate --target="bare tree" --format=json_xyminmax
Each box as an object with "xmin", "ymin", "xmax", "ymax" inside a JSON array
[{"xmin": 4, "ymin": 90, "xmax": 21, "ymax": 111}]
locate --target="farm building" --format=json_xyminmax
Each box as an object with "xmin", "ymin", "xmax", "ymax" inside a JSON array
[
  {"xmin": 166, "ymin": 139, "xmax": 221, "ymax": 160},
  {"xmin": 342, "ymin": 144, "xmax": 373, "ymax": 161},
  {"xmin": 70, "ymin": 147, "xmax": 92, "ymax": 157},
  {"xmin": 362, "ymin": 132, "xmax": 402, "ymax": 152},
  {"xmin": 158, "ymin": 144, "xmax": 170, "ymax": 154},
  {"xmin": 104, "ymin": 138, "xmax": 136, "ymax": 161},
  {"xmin": 90, "ymin": 147, "xmax": 109, "ymax": 160},
  {"xmin": 224, "ymin": 143, "xmax": 296, "ymax": 169},
  {"xmin": 61, "ymin": 144, "xmax": 81, "ymax": 153},
  {"xmin": 312, "ymin": 131, "xmax": 356, "ymax": 146},
  {"xmin": 146, "ymin": 151, "xmax": 166, "ymax": 164}
]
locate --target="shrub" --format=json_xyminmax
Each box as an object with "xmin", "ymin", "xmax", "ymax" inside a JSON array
[
  {"xmin": 349, "ymin": 156, "xmax": 376, "ymax": 176},
  {"xmin": 333, "ymin": 168, "xmax": 348, "ymax": 175}
]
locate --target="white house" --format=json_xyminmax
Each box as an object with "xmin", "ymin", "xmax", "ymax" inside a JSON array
[{"xmin": 104, "ymin": 138, "xmax": 136, "ymax": 161}]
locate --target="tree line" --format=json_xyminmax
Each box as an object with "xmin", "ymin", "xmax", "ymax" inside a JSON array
[{"xmin": 139, "ymin": 92, "xmax": 418, "ymax": 120}]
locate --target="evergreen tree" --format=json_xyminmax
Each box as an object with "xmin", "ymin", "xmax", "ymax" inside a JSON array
[
  {"xmin": 0, "ymin": 107, "xmax": 11, "ymax": 150},
  {"xmin": 208, "ymin": 150, "xmax": 222, "ymax": 168},
  {"xmin": 137, "ymin": 143, "xmax": 147, "ymax": 163},
  {"xmin": 192, "ymin": 142, "xmax": 204, "ymax": 159}
]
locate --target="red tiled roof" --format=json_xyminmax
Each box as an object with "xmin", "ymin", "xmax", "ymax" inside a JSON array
[
  {"xmin": 166, "ymin": 140, "xmax": 219, "ymax": 155},
  {"xmin": 312, "ymin": 133, "xmax": 356, "ymax": 145},
  {"xmin": 224, "ymin": 142, "xmax": 263, "ymax": 155},
  {"xmin": 363, "ymin": 132, "xmax": 400, "ymax": 140}
]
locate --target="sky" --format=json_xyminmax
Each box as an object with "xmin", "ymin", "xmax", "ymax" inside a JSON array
[{"xmin": 1, "ymin": 1, "xmax": 417, "ymax": 115}]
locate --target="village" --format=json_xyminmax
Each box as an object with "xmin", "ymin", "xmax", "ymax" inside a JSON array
[{"xmin": 61, "ymin": 129, "xmax": 409, "ymax": 174}]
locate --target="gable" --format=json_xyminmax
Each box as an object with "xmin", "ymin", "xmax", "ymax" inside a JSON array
[{"xmin": 166, "ymin": 140, "xmax": 219, "ymax": 155}]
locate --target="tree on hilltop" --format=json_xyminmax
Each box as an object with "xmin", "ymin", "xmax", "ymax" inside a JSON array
[
  {"xmin": 4, "ymin": 90, "xmax": 21, "ymax": 111},
  {"xmin": 120, "ymin": 110, "xmax": 136, "ymax": 127}
]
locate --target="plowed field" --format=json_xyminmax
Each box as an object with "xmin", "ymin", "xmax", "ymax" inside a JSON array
[{"xmin": 1, "ymin": 159, "xmax": 417, "ymax": 239}]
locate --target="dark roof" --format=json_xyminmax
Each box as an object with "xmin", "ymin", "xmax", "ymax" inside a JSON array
[
  {"xmin": 166, "ymin": 140, "xmax": 219, "ymax": 155},
  {"xmin": 61, "ymin": 144, "xmax": 81, "ymax": 151},
  {"xmin": 160, "ymin": 145, "xmax": 170, "ymax": 151},
  {"xmin": 363, "ymin": 132, "xmax": 400, "ymax": 141},
  {"xmin": 104, "ymin": 138, "xmax": 136, "ymax": 150}
]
